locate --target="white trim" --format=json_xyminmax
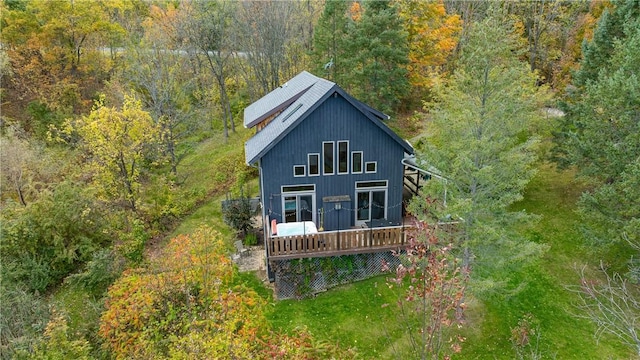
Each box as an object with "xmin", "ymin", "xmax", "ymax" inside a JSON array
[
  {"xmin": 337, "ymin": 140, "xmax": 349, "ymax": 174},
  {"xmin": 351, "ymin": 151, "xmax": 363, "ymax": 174},
  {"xmin": 365, "ymin": 161, "xmax": 377, "ymax": 173},
  {"xmin": 308, "ymin": 153, "xmax": 320, "ymax": 176},
  {"xmin": 293, "ymin": 165, "xmax": 306, "ymax": 177},
  {"xmin": 323, "ymin": 141, "xmax": 335, "ymax": 175}
]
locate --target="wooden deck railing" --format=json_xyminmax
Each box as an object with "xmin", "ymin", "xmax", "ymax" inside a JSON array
[{"xmin": 268, "ymin": 226, "xmax": 409, "ymax": 260}]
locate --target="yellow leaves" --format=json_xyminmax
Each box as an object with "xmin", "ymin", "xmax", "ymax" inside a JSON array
[
  {"xmin": 99, "ymin": 226, "xmax": 267, "ymax": 359},
  {"xmin": 73, "ymin": 94, "xmax": 160, "ymax": 208},
  {"xmin": 395, "ymin": 0, "xmax": 462, "ymax": 93}
]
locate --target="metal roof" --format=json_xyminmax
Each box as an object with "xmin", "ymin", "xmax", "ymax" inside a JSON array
[
  {"xmin": 243, "ymin": 71, "xmax": 320, "ymax": 129},
  {"xmin": 244, "ymin": 71, "xmax": 414, "ymax": 165}
]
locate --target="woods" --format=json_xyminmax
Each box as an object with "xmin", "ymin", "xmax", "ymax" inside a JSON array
[{"xmin": 1, "ymin": 0, "xmax": 639, "ymax": 358}]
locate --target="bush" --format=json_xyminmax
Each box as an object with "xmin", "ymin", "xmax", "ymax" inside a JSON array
[
  {"xmin": 65, "ymin": 249, "xmax": 125, "ymax": 297},
  {"xmin": 99, "ymin": 226, "xmax": 266, "ymax": 359},
  {"xmin": 0, "ymin": 280, "xmax": 49, "ymax": 359},
  {"xmin": 114, "ymin": 217, "xmax": 149, "ymax": 266},
  {"xmin": 244, "ymin": 232, "xmax": 258, "ymax": 246},
  {"xmin": 16, "ymin": 311, "xmax": 92, "ymax": 360},
  {"xmin": 221, "ymin": 196, "xmax": 255, "ymax": 238},
  {"xmin": 0, "ymin": 181, "xmax": 110, "ymax": 292}
]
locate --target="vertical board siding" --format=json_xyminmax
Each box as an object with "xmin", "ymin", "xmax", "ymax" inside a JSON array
[{"xmin": 261, "ymin": 94, "xmax": 406, "ymax": 231}]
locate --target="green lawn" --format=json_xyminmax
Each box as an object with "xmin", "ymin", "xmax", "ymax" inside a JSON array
[
  {"xmin": 264, "ymin": 163, "xmax": 635, "ymax": 359},
  {"xmin": 51, "ymin": 131, "xmax": 634, "ymax": 358}
]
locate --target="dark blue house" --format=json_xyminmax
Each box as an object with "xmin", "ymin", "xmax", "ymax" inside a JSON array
[{"xmin": 245, "ymin": 71, "xmax": 415, "ymax": 241}]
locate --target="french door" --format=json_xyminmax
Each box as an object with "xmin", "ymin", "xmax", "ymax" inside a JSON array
[
  {"xmin": 281, "ymin": 185, "xmax": 315, "ymax": 223},
  {"xmin": 355, "ymin": 181, "xmax": 387, "ymax": 226}
]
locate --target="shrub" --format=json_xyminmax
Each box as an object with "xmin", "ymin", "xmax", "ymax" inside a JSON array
[
  {"xmin": 99, "ymin": 226, "xmax": 266, "ymax": 359},
  {"xmin": 221, "ymin": 196, "xmax": 255, "ymax": 238},
  {"xmin": 65, "ymin": 248, "xmax": 125, "ymax": 297},
  {"xmin": 244, "ymin": 232, "xmax": 258, "ymax": 246},
  {"xmin": 114, "ymin": 217, "xmax": 149, "ymax": 266},
  {"xmin": 0, "ymin": 181, "xmax": 110, "ymax": 292},
  {"xmin": 0, "ymin": 280, "xmax": 49, "ymax": 359},
  {"xmin": 18, "ymin": 311, "xmax": 92, "ymax": 360}
]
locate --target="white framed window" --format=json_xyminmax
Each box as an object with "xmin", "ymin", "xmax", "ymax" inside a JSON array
[
  {"xmin": 308, "ymin": 153, "xmax": 320, "ymax": 176},
  {"xmin": 323, "ymin": 141, "xmax": 334, "ymax": 175},
  {"xmin": 293, "ymin": 165, "xmax": 305, "ymax": 177},
  {"xmin": 351, "ymin": 151, "xmax": 363, "ymax": 174},
  {"xmin": 355, "ymin": 180, "xmax": 388, "ymax": 226},
  {"xmin": 281, "ymin": 184, "xmax": 316, "ymax": 223},
  {"xmin": 338, "ymin": 140, "xmax": 349, "ymax": 174},
  {"xmin": 365, "ymin": 161, "xmax": 377, "ymax": 173}
]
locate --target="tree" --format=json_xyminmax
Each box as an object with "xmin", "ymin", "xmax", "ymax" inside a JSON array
[
  {"xmin": 569, "ymin": 263, "xmax": 640, "ymax": 356},
  {"xmin": 1, "ymin": 0, "xmax": 127, "ymax": 132},
  {"xmin": 383, "ymin": 219, "xmax": 467, "ymax": 359},
  {"xmin": 553, "ymin": 1, "xmax": 640, "ymax": 250},
  {"xmin": 414, "ymin": 12, "xmax": 551, "ymax": 290},
  {"xmin": 70, "ymin": 95, "xmax": 160, "ymax": 211},
  {"xmin": 236, "ymin": 1, "xmax": 316, "ymax": 99},
  {"xmin": 177, "ymin": 0, "xmax": 238, "ymax": 139},
  {"xmin": 120, "ymin": 4, "xmax": 197, "ymax": 175},
  {"xmin": 343, "ymin": 0, "xmax": 410, "ymax": 113},
  {"xmin": 395, "ymin": 0, "xmax": 462, "ymax": 104},
  {"xmin": 572, "ymin": 0, "xmax": 638, "ymax": 89},
  {"xmin": 311, "ymin": 0, "xmax": 351, "ymax": 85},
  {"xmin": 0, "ymin": 128, "xmax": 39, "ymax": 206},
  {"xmin": 551, "ymin": 1, "xmax": 605, "ymax": 91}
]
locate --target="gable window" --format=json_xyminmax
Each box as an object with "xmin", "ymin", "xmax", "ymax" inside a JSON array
[
  {"xmin": 351, "ymin": 151, "xmax": 363, "ymax": 174},
  {"xmin": 323, "ymin": 141, "xmax": 334, "ymax": 175},
  {"xmin": 293, "ymin": 165, "xmax": 305, "ymax": 177},
  {"xmin": 338, "ymin": 141, "xmax": 349, "ymax": 174},
  {"xmin": 308, "ymin": 153, "xmax": 319, "ymax": 176},
  {"xmin": 365, "ymin": 161, "xmax": 377, "ymax": 173}
]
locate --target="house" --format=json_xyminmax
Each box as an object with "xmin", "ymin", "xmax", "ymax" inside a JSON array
[{"xmin": 245, "ymin": 69, "xmax": 418, "ymax": 250}]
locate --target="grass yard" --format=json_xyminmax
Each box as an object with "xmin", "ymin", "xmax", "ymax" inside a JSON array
[{"xmin": 264, "ymin": 163, "xmax": 635, "ymax": 359}]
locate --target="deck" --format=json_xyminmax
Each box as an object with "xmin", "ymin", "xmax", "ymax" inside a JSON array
[{"xmin": 267, "ymin": 226, "xmax": 410, "ymax": 260}]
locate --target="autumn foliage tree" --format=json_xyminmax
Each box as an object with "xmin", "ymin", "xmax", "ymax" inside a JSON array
[
  {"xmin": 1, "ymin": 0, "xmax": 123, "ymax": 123},
  {"xmin": 64, "ymin": 95, "xmax": 160, "ymax": 211},
  {"xmin": 395, "ymin": 0, "xmax": 462, "ymax": 104},
  {"xmin": 383, "ymin": 219, "xmax": 467, "ymax": 359}
]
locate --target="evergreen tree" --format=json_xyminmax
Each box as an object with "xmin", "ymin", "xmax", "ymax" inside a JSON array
[
  {"xmin": 554, "ymin": 0, "xmax": 640, "ymax": 168},
  {"xmin": 558, "ymin": 13, "xmax": 640, "ymax": 254},
  {"xmin": 414, "ymin": 12, "xmax": 551, "ymax": 292},
  {"xmin": 343, "ymin": 0, "xmax": 409, "ymax": 114},
  {"xmin": 573, "ymin": 0, "xmax": 640, "ymax": 88},
  {"xmin": 310, "ymin": 0, "xmax": 350, "ymax": 85}
]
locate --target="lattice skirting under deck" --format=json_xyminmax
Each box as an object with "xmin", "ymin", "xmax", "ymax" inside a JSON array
[{"xmin": 270, "ymin": 251, "xmax": 402, "ymax": 300}]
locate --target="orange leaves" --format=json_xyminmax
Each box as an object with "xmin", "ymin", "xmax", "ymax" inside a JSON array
[
  {"xmin": 395, "ymin": 0, "xmax": 462, "ymax": 95},
  {"xmin": 349, "ymin": 2, "xmax": 363, "ymax": 22},
  {"xmin": 99, "ymin": 226, "xmax": 267, "ymax": 359}
]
